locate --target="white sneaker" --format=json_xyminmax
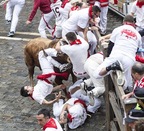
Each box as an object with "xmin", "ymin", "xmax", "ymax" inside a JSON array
[
  {"xmin": 7, "ymin": 31, "xmax": 14, "ymax": 37},
  {"xmin": 115, "ymin": 61, "xmax": 125, "ymax": 86},
  {"xmin": 59, "ymin": 63, "xmax": 72, "ymax": 72},
  {"xmin": 88, "ymin": 91, "xmax": 95, "ymax": 106},
  {"xmin": 80, "ymin": 82, "xmax": 88, "ymax": 95}
]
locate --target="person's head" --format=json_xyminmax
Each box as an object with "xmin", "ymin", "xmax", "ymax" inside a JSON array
[
  {"xmin": 36, "ymin": 108, "xmax": 51, "ymax": 127},
  {"xmin": 75, "ymin": 2, "xmax": 88, "ymax": 9},
  {"xmin": 123, "ymin": 15, "xmax": 135, "ymax": 25},
  {"xmin": 20, "ymin": 86, "xmax": 33, "ymax": 97},
  {"xmin": 92, "ymin": 5, "xmax": 101, "ymax": 19},
  {"xmin": 70, "ymin": 0, "xmax": 81, "ymax": 6},
  {"xmin": 131, "ymin": 62, "xmax": 144, "ymax": 81},
  {"xmin": 65, "ymin": 32, "xmax": 77, "ymax": 42},
  {"xmin": 135, "ymin": 120, "xmax": 144, "ymax": 131}
]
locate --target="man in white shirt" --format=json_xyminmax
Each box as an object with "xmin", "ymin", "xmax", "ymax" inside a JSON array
[
  {"xmin": 56, "ymin": 32, "xmax": 89, "ymax": 78},
  {"xmin": 20, "ymin": 48, "xmax": 71, "ymax": 105},
  {"xmin": 93, "ymin": 15, "xmax": 142, "ymax": 91}
]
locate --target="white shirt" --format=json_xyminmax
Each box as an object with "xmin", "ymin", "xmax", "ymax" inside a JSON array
[
  {"xmin": 50, "ymin": 0, "xmax": 65, "ymax": 26},
  {"xmin": 62, "ymin": 7, "xmax": 90, "ymax": 32},
  {"xmin": 32, "ymin": 80, "xmax": 53, "ymax": 104},
  {"xmin": 110, "ymin": 24, "xmax": 142, "ymax": 60},
  {"xmin": 59, "ymin": 2, "xmax": 72, "ymax": 24},
  {"xmin": 60, "ymin": 35, "xmax": 89, "ymax": 73},
  {"xmin": 64, "ymin": 98, "xmax": 87, "ymax": 129},
  {"xmin": 131, "ymin": 1, "xmax": 144, "ymax": 29}
]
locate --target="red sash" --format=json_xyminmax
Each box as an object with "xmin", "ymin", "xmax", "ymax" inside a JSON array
[
  {"xmin": 43, "ymin": 118, "xmax": 57, "ymax": 130},
  {"xmin": 136, "ymin": 1, "xmax": 144, "ymax": 8},
  {"xmin": 37, "ymin": 72, "xmax": 69, "ymax": 84}
]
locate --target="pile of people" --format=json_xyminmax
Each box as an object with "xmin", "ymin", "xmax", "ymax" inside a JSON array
[{"xmin": 3, "ymin": 0, "xmax": 144, "ymax": 130}]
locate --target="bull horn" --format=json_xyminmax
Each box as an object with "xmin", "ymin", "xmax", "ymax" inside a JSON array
[{"xmin": 42, "ymin": 48, "xmax": 48, "ymax": 57}]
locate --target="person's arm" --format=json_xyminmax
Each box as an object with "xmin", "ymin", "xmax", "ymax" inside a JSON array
[
  {"xmin": 122, "ymin": 92, "xmax": 134, "ymax": 100},
  {"xmin": 26, "ymin": 0, "xmax": 40, "ymax": 24},
  {"xmin": 99, "ymin": 33, "xmax": 111, "ymax": 42},
  {"xmin": 42, "ymin": 91, "xmax": 61, "ymax": 105},
  {"xmin": 60, "ymin": 103, "xmax": 69, "ymax": 120},
  {"xmin": 55, "ymin": 41, "xmax": 62, "ymax": 52}
]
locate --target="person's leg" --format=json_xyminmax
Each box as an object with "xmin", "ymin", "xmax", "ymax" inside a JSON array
[
  {"xmin": 87, "ymin": 97, "xmax": 101, "ymax": 113},
  {"xmin": 83, "ymin": 55, "xmax": 105, "ymax": 97},
  {"xmin": 121, "ymin": 56, "xmax": 135, "ymax": 91},
  {"xmin": 9, "ymin": 3, "xmax": 24, "ymax": 33},
  {"xmin": 38, "ymin": 12, "xmax": 54, "ymax": 38},
  {"xmin": 5, "ymin": 1, "xmax": 13, "ymax": 23},
  {"xmin": 99, "ymin": 6, "xmax": 108, "ymax": 35},
  {"xmin": 87, "ymin": 31, "xmax": 97, "ymax": 55}
]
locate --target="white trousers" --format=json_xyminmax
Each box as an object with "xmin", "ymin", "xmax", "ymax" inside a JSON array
[
  {"xmin": 38, "ymin": 11, "xmax": 54, "ymax": 38},
  {"xmin": 38, "ymin": 48, "xmax": 62, "ymax": 83},
  {"xmin": 93, "ymin": 54, "xmax": 135, "ymax": 90},
  {"xmin": 68, "ymin": 79, "xmax": 101, "ymax": 113},
  {"xmin": 5, "ymin": 0, "xmax": 25, "ymax": 32},
  {"xmin": 99, "ymin": 6, "xmax": 108, "ymax": 33},
  {"xmin": 78, "ymin": 31, "xmax": 97, "ymax": 55},
  {"xmin": 94, "ymin": 2, "xmax": 108, "ymax": 33},
  {"xmin": 84, "ymin": 53, "xmax": 105, "ymax": 97}
]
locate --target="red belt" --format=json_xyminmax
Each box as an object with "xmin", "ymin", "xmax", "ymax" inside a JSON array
[{"xmin": 73, "ymin": 71, "xmax": 86, "ymax": 75}]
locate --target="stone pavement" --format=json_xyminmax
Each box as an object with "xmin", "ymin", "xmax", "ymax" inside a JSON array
[{"xmin": 0, "ymin": 1, "xmax": 123, "ymax": 131}]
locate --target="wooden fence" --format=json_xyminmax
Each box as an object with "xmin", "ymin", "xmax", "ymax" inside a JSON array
[{"xmin": 101, "ymin": 42, "xmax": 137, "ymax": 131}]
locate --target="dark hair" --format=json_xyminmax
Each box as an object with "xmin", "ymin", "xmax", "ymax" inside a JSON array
[
  {"xmin": 92, "ymin": 5, "xmax": 101, "ymax": 13},
  {"xmin": 76, "ymin": 2, "xmax": 83, "ymax": 7},
  {"xmin": 20, "ymin": 86, "xmax": 30, "ymax": 97},
  {"xmin": 123, "ymin": 15, "xmax": 134, "ymax": 23},
  {"xmin": 65, "ymin": 32, "xmax": 77, "ymax": 41},
  {"xmin": 132, "ymin": 62, "xmax": 144, "ymax": 75},
  {"xmin": 37, "ymin": 108, "xmax": 51, "ymax": 118}
]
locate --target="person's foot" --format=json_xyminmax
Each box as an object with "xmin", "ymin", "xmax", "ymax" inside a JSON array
[
  {"xmin": 59, "ymin": 63, "xmax": 72, "ymax": 72},
  {"xmin": 80, "ymin": 82, "xmax": 88, "ymax": 95},
  {"xmin": 87, "ymin": 91, "xmax": 95, "ymax": 106},
  {"xmin": 109, "ymin": 60, "xmax": 123, "ymax": 71},
  {"xmin": 5, "ymin": 20, "xmax": 11, "ymax": 25},
  {"xmin": 116, "ymin": 69, "xmax": 125, "ymax": 86},
  {"xmin": 7, "ymin": 31, "xmax": 14, "ymax": 37}
]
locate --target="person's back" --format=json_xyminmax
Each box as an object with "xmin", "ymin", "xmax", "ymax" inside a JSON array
[
  {"xmin": 61, "ymin": 35, "xmax": 89, "ymax": 73},
  {"xmin": 110, "ymin": 24, "xmax": 142, "ymax": 60},
  {"xmin": 62, "ymin": 7, "xmax": 89, "ymax": 33}
]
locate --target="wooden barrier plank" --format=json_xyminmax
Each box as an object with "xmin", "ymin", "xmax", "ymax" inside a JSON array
[
  {"xmin": 109, "ymin": 91, "xmax": 126, "ymax": 131},
  {"xmin": 110, "ymin": 121, "xmax": 118, "ymax": 131}
]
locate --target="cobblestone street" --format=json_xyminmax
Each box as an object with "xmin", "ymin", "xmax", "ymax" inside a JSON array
[{"xmin": 0, "ymin": 1, "xmax": 123, "ymax": 131}]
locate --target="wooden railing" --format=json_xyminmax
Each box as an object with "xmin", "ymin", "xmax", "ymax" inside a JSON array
[{"xmin": 101, "ymin": 42, "xmax": 137, "ymax": 131}]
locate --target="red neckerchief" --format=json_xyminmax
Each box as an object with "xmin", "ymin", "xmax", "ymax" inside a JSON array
[
  {"xmin": 37, "ymin": 72, "xmax": 69, "ymax": 84},
  {"xmin": 74, "ymin": 99, "xmax": 87, "ymax": 109},
  {"xmin": 136, "ymin": 1, "xmax": 144, "ymax": 8},
  {"xmin": 29, "ymin": 94, "xmax": 34, "ymax": 100},
  {"xmin": 61, "ymin": 0, "xmax": 69, "ymax": 8},
  {"xmin": 70, "ymin": 39, "xmax": 82, "ymax": 45},
  {"xmin": 124, "ymin": 22, "xmax": 136, "ymax": 28},
  {"xmin": 71, "ymin": 6, "xmax": 79, "ymax": 11},
  {"xmin": 88, "ymin": 6, "xmax": 93, "ymax": 19},
  {"xmin": 43, "ymin": 118, "xmax": 57, "ymax": 130},
  {"xmin": 67, "ymin": 113, "xmax": 74, "ymax": 122}
]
